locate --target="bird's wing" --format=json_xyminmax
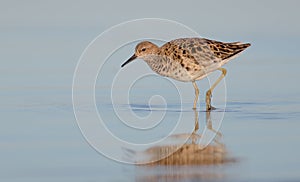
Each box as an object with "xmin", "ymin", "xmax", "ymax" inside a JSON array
[
  {"xmin": 161, "ymin": 38, "xmax": 250, "ymax": 68},
  {"xmin": 202, "ymin": 38, "xmax": 251, "ymax": 63},
  {"xmin": 160, "ymin": 38, "xmax": 220, "ymax": 77}
]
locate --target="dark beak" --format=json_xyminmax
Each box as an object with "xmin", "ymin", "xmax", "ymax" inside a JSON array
[{"xmin": 121, "ymin": 54, "xmax": 137, "ymax": 67}]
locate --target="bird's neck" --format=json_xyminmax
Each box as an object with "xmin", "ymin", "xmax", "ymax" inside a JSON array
[{"xmin": 142, "ymin": 54, "xmax": 166, "ymax": 73}]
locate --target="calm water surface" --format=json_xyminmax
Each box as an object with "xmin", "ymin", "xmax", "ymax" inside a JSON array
[{"xmin": 1, "ymin": 51, "xmax": 300, "ymax": 181}]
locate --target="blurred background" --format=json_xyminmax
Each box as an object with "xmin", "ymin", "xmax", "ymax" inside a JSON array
[{"xmin": 1, "ymin": 0, "xmax": 300, "ymax": 181}]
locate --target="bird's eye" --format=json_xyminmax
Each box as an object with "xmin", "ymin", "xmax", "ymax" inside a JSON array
[{"xmin": 141, "ymin": 48, "xmax": 146, "ymax": 51}]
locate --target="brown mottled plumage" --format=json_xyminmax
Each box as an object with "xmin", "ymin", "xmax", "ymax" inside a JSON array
[{"xmin": 121, "ymin": 37, "xmax": 251, "ymax": 110}]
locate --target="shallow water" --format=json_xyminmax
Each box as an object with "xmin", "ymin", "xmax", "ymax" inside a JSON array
[{"xmin": 2, "ymin": 54, "xmax": 300, "ymax": 182}]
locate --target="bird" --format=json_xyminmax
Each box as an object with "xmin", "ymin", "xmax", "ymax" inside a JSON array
[{"xmin": 121, "ymin": 37, "xmax": 250, "ymax": 110}]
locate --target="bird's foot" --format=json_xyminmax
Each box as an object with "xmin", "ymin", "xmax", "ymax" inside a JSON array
[{"xmin": 206, "ymin": 105, "xmax": 216, "ymax": 111}]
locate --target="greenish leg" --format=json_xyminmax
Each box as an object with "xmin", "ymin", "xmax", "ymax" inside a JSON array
[
  {"xmin": 192, "ymin": 81, "xmax": 199, "ymax": 110},
  {"xmin": 206, "ymin": 68, "xmax": 227, "ymax": 111}
]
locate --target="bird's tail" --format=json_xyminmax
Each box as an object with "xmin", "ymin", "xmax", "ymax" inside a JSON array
[{"xmin": 222, "ymin": 42, "xmax": 251, "ymax": 60}]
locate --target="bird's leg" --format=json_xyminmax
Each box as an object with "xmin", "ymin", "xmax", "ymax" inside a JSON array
[
  {"xmin": 206, "ymin": 68, "xmax": 227, "ymax": 111},
  {"xmin": 192, "ymin": 81, "xmax": 199, "ymax": 110}
]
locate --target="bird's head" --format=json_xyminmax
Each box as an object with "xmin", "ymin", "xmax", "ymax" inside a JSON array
[{"xmin": 121, "ymin": 41, "xmax": 159, "ymax": 67}]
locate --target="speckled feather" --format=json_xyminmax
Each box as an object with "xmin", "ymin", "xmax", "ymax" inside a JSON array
[
  {"xmin": 125, "ymin": 38, "xmax": 250, "ymax": 82},
  {"xmin": 153, "ymin": 38, "xmax": 250, "ymax": 81}
]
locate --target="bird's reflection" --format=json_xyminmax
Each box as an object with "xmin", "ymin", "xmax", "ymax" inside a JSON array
[
  {"xmin": 131, "ymin": 109, "xmax": 234, "ymax": 181},
  {"xmin": 138, "ymin": 110, "xmax": 230, "ymax": 165}
]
